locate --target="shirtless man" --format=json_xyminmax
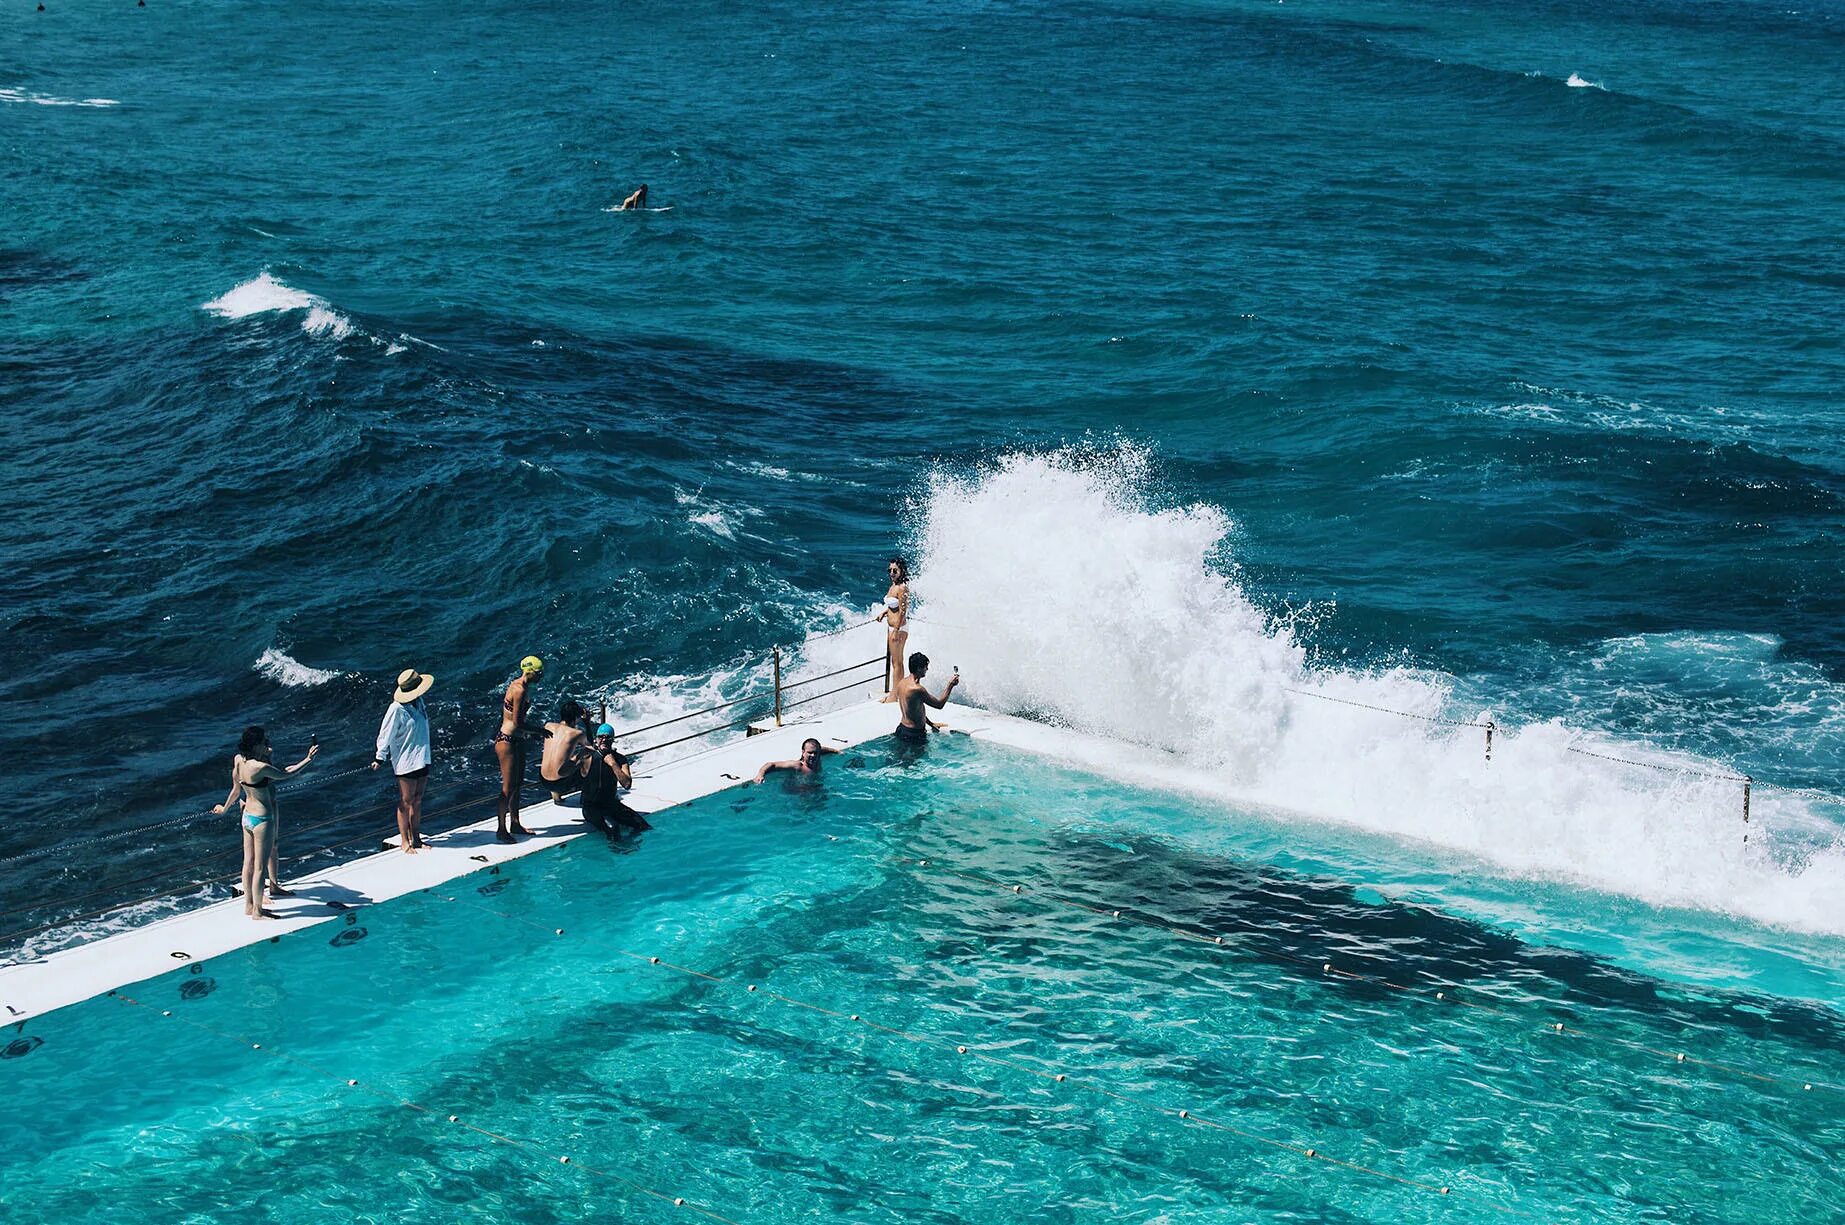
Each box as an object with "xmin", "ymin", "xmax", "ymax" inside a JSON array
[
  {"xmin": 891, "ymin": 652, "xmax": 959, "ymax": 748},
  {"xmin": 618, "ymin": 183, "xmax": 649, "ymax": 211},
  {"xmin": 540, "ymin": 699, "xmax": 593, "ymax": 802},
  {"xmin": 753, "ymin": 737, "xmax": 840, "ymax": 783}
]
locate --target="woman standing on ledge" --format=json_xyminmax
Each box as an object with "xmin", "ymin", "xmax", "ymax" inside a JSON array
[
  {"xmin": 493, "ymin": 656, "xmax": 546, "ymax": 843},
  {"xmin": 875, "ymin": 556, "xmax": 910, "ymax": 698},
  {"xmin": 372, "ymin": 667, "xmax": 434, "ymax": 853},
  {"xmin": 214, "ymin": 726, "xmax": 317, "ymax": 920}
]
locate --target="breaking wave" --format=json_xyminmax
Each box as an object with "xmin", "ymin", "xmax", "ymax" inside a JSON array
[{"xmin": 902, "ymin": 447, "xmax": 1845, "ymax": 937}]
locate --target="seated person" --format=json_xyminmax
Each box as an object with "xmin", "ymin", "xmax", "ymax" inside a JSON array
[
  {"xmin": 540, "ymin": 700, "xmax": 593, "ymax": 802},
  {"xmin": 753, "ymin": 737, "xmax": 839, "ymax": 783},
  {"xmin": 581, "ymin": 723, "xmax": 651, "ymax": 834}
]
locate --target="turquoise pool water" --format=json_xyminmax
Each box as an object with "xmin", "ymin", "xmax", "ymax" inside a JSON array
[{"xmin": 4, "ymin": 738, "xmax": 1841, "ymax": 1223}]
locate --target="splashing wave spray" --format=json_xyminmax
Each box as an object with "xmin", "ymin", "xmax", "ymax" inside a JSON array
[{"xmin": 905, "ymin": 448, "xmax": 1845, "ymax": 936}]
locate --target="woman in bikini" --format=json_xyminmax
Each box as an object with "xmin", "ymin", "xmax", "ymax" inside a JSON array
[
  {"xmin": 494, "ymin": 656, "xmax": 546, "ymax": 842},
  {"xmin": 213, "ymin": 725, "xmax": 317, "ymax": 920},
  {"xmin": 875, "ymin": 556, "xmax": 910, "ymax": 699}
]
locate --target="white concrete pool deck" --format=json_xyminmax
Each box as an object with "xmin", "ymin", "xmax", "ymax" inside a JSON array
[{"xmin": 1, "ymin": 696, "xmax": 1183, "ymax": 1027}]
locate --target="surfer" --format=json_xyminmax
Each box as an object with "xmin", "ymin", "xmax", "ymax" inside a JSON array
[
  {"xmin": 540, "ymin": 699, "xmax": 593, "ymax": 802},
  {"xmin": 493, "ymin": 656, "xmax": 547, "ymax": 842},
  {"xmin": 753, "ymin": 737, "xmax": 840, "ymax": 784},
  {"xmin": 371, "ymin": 667, "xmax": 434, "ymax": 853},
  {"xmin": 618, "ymin": 184, "xmax": 649, "ymax": 211},
  {"xmin": 875, "ymin": 556, "xmax": 910, "ymax": 698},
  {"xmin": 891, "ymin": 653, "xmax": 958, "ymax": 749}
]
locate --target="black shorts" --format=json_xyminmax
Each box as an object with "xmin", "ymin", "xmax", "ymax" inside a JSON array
[
  {"xmin": 397, "ymin": 766, "xmax": 430, "ymax": 781},
  {"xmin": 893, "ymin": 724, "xmax": 928, "ymax": 746}
]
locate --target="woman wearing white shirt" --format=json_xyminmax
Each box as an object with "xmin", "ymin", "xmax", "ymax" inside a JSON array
[{"xmin": 372, "ymin": 668, "xmax": 434, "ymax": 853}]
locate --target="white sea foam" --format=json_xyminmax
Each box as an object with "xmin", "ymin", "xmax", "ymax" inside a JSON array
[
  {"xmin": 589, "ymin": 600, "xmax": 881, "ymax": 766},
  {"xmin": 254, "ymin": 648, "xmax": 341, "ymax": 688},
  {"xmin": 202, "ymin": 273, "xmax": 354, "ymax": 339},
  {"xmin": 676, "ymin": 489, "xmax": 762, "ymax": 541},
  {"xmin": 0, "ymin": 87, "xmax": 120, "ymax": 107},
  {"xmin": 904, "ymin": 447, "xmax": 1845, "ymax": 937},
  {"xmin": 1565, "ymin": 72, "xmax": 1605, "ymax": 90}
]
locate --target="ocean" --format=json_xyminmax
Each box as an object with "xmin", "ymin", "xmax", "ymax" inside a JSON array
[{"xmin": 5, "ymin": 0, "xmax": 1844, "ymax": 991}]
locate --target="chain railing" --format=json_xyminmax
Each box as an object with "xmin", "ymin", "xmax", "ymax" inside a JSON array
[{"xmin": 1, "ymin": 637, "xmax": 891, "ymax": 955}]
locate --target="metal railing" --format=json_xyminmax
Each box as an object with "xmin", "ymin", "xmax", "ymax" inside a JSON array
[{"xmin": 1, "ymin": 638, "xmax": 892, "ymax": 955}]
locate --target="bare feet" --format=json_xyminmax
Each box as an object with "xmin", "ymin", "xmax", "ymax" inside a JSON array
[
  {"xmin": 497, "ymin": 830, "xmax": 516, "ymax": 844},
  {"xmin": 510, "ymin": 823, "xmax": 533, "ymax": 837},
  {"xmin": 267, "ymin": 886, "xmax": 292, "ymax": 899},
  {"xmin": 252, "ymin": 908, "xmax": 275, "ymax": 921}
]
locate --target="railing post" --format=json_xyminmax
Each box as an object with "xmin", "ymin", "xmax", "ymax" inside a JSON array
[
  {"xmin": 772, "ymin": 646, "xmax": 783, "ymax": 727},
  {"xmin": 1742, "ymin": 775, "xmax": 1752, "ymax": 843},
  {"xmin": 882, "ymin": 645, "xmax": 892, "ymax": 694},
  {"xmin": 1484, "ymin": 719, "xmax": 1494, "ymax": 763}
]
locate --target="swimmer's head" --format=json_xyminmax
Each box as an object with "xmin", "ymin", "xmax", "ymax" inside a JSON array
[
  {"xmin": 800, "ymin": 737, "xmax": 822, "ymax": 766},
  {"xmin": 908, "ymin": 651, "xmax": 929, "ymax": 678},
  {"xmin": 519, "ymin": 655, "xmax": 544, "ymax": 680},
  {"xmin": 888, "ymin": 556, "xmax": 908, "ymax": 583}
]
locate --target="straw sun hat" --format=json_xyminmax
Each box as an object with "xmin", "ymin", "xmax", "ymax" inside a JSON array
[{"xmin": 393, "ymin": 667, "xmax": 435, "ymax": 704}]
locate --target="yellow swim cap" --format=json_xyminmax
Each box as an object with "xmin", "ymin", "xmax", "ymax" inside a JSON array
[{"xmin": 519, "ymin": 655, "xmax": 544, "ymax": 676}]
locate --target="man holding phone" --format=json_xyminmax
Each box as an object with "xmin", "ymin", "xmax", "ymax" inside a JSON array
[{"xmin": 891, "ymin": 652, "xmax": 959, "ymax": 748}]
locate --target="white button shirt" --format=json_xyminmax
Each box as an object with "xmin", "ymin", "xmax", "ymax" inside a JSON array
[{"xmin": 375, "ymin": 698, "xmax": 431, "ymax": 775}]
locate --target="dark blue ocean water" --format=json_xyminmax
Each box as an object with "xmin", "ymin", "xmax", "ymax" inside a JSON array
[{"xmin": 5, "ymin": 0, "xmax": 1845, "ymax": 956}]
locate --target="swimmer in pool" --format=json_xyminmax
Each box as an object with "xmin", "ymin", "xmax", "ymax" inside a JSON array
[
  {"xmin": 874, "ymin": 556, "xmax": 909, "ymax": 698},
  {"xmin": 891, "ymin": 653, "xmax": 958, "ymax": 747},
  {"xmin": 619, "ymin": 184, "xmax": 649, "ymax": 211},
  {"xmin": 753, "ymin": 737, "xmax": 840, "ymax": 783}
]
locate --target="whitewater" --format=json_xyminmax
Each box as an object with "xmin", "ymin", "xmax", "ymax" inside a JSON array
[{"xmin": 888, "ymin": 449, "xmax": 1845, "ymax": 938}]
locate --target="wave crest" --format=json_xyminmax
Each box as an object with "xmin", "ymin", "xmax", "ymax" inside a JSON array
[
  {"xmin": 254, "ymin": 648, "xmax": 341, "ymax": 688},
  {"xmin": 202, "ymin": 273, "xmax": 354, "ymax": 339}
]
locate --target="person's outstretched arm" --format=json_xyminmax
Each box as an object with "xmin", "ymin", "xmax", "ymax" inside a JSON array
[
  {"xmin": 922, "ymin": 675, "xmax": 961, "ymax": 710},
  {"xmin": 213, "ymin": 763, "xmax": 243, "ymax": 814},
  {"xmin": 753, "ymin": 760, "xmax": 798, "ymax": 783}
]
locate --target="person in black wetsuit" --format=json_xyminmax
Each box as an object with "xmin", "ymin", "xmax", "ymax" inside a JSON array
[{"xmin": 580, "ymin": 723, "xmax": 650, "ymax": 834}]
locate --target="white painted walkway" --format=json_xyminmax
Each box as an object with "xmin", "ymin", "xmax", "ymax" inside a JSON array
[{"xmin": 1, "ymin": 696, "xmax": 1180, "ymax": 1026}]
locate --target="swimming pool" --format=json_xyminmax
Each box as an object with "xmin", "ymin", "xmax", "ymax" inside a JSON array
[{"xmin": 3, "ymin": 736, "xmax": 1840, "ymax": 1223}]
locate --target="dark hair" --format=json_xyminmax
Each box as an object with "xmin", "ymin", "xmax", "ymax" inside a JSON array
[
  {"xmin": 888, "ymin": 556, "xmax": 909, "ymax": 582},
  {"xmin": 801, "ymin": 738, "xmax": 821, "ymax": 752},
  {"xmin": 559, "ymin": 699, "xmax": 584, "ymax": 725},
  {"xmin": 237, "ymin": 725, "xmax": 267, "ymax": 757},
  {"xmin": 907, "ymin": 652, "xmax": 929, "ymax": 676}
]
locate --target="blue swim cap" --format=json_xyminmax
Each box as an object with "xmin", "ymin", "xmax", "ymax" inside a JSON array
[{"xmin": 596, "ymin": 723, "xmax": 615, "ymax": 737}]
